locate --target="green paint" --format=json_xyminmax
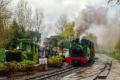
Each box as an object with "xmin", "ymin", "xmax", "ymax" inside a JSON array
[
  {"xmin": 70, "ymin": 39, "xmax": 91, "ymax": 60},
  {"xmin": 6, "ymin": 38, "xmax": 38, "ymax": 63},
  {"xmin": 0, "ymin": 49, "xmax": 5, "ymax": 63}
]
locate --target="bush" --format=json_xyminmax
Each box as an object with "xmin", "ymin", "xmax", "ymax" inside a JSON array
[
  {"xmin": 0, "ymin": 63, "xmax": 8, "ymax": 74},
  {"xmin": 5, "ymin": 60, "xmax": 36, "ymax": 72},
  {"xmin": 107, "ymin": 50, "xmax": 120, "ymax": 60},
  {"xmin": 21, "ymin": 51, "xmax": 29, "ymax": 60},
  {"xmin": 19, "ymin": 60, "xmax": 36, "ymax": 72},
  {"xmin": 5, "ymin": 61, "xmax": 18, "ymax": 72},
  {"xmin": 48, "ymin": 56, "xmax": 64, "ymax": 67}
]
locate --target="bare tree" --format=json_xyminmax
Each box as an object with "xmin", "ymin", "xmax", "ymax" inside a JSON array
[
  {"xmin": 33, "ymin": 8, "xmax": 44, "ymax": 32},
  {"xmin": 0, "ymin": 0, "xmax": 12, "ymax": 48},
  {"xmin": 16, "ymin": 0, "xmax": 32, "ymax": 30},
  {"xmin": 108, "ymin": 0, "xmax": 120, "ymax": 4},
  {"xmin": 0, "ymin": 0, "xmax": 11, "ymax": 27},
  {"xmin": 55, "ymin": 15, "xmax": 68, "ymax": 34}
]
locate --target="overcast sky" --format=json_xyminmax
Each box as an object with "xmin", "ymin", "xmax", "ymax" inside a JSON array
[
  {"xmin": 13, "ymin": 0, "xmax": 107, "ymax": 25},
  {"xmin": 13, "ymin": 0, "xmax": 108, "ymax": 36}
]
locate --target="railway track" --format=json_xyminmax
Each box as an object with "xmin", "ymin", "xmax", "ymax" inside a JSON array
[
  {"xmin": 93, "ymin": 61, "xmax": 112, "ymax": 80},
  {"xmin": 19, "ymin": 60, "xmax": 112, "ymax": 80},
  {"xmin": 23, "ymin": 65, "xmax": 79, "ymax": 80}
]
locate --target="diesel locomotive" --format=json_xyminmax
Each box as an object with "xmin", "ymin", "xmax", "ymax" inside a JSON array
[{"xmin": 66, "ymin": 38, "xmax": 95, "ymax": 66}]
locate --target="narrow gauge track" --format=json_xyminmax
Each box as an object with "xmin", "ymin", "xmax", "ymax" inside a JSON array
[
  {"xmin": 24, "ymin": 65, "xmax": 78, "ymax": 80},
  {"xmin": 93, "ymin": 61, "xmax": 112, "ymax": 80}
]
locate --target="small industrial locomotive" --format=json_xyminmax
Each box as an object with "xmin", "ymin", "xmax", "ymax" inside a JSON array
[{"xmin": 66, "ymin": 38, "xmax": 95, "ymax": 66}]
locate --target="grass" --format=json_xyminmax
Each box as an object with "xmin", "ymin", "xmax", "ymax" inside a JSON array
[
  {"xmin": 107, "ymin": 50, "xmax": 120, "ymax": 60},
  {"xmin": 96, "ymin": 49, "xmax": 120, "ymax": 60}
]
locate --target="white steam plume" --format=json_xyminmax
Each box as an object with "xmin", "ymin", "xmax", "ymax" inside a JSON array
[{"xmin": 74, "ymin": 5, "xmax": 120, "ymax": 49}]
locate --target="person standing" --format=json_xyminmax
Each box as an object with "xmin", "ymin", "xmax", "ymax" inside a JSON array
[{"xmin": 57, "ymin": 42, "xmax": 64, "ymax": 58}]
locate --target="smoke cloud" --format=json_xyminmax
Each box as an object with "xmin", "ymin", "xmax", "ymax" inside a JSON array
[{"xmin": 74, "ymin": 5, "xmax": 120, "ymax": 49}]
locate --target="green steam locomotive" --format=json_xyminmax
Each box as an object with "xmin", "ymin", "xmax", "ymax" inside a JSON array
[{"xmin": 66, "ymin": 38, "xmax": 95, "ymax": 66}]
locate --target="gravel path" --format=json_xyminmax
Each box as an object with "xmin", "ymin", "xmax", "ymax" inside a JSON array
[
  {"xmin": 61, "ymin": 54, "xmax": 114, "ymax": 80},
  {"xmin": 107, "ymin": 59, "xmax": 120, "ymax": 80}
]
